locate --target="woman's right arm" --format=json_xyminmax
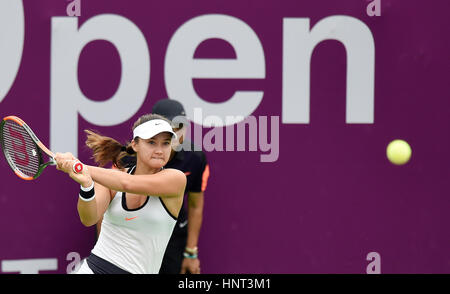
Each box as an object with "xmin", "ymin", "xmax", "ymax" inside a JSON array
[
  {"xmin": 77, "ymin": 181, "xmax": 112, "ymax": 227},
  {"xmin": 55, "ymin": 152, "xmax": 112, "ymax": 227}
]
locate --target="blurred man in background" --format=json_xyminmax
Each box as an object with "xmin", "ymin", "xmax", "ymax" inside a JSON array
[{"xmin": 152, "ymin": 99, "xmax": 210, "ymax": 274}]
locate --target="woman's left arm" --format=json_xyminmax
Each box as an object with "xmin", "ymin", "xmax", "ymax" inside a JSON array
[{"xmin": 87, "ymin": 165, "xmax": 186, "ymax": 198}]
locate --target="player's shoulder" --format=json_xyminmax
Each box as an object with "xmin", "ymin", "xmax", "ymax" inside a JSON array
[{"xmin": 160, "ymin": 167, "xmax": 187, "ymax": 180}]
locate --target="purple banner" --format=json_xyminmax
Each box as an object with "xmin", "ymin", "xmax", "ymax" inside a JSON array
[{"xmin": 0, "ymin": 0, "xmax": 449, "ymax": 273}]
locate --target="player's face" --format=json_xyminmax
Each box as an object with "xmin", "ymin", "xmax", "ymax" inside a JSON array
[{"xmin": 134, "ymin": 132, "xmax": 172, "ymax": 169}]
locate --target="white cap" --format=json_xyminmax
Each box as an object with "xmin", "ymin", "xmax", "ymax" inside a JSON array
[{"xmin": 132, "ymin": 119, "xmax": 177, "ymax": 140}]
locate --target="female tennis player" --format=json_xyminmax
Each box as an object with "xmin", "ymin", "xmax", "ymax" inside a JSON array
[{"xmin": 55, "ymin": 114, "xmax": 186, "ymax": 274}]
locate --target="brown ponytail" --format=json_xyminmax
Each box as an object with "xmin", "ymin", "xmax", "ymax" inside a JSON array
[
  {"xmin": 84, "ymin": 113, "xmax": 172, "ymax": 169},
  {"xmin": 84, "ymin": 130, "xmax": 133, "ymax": 169}
]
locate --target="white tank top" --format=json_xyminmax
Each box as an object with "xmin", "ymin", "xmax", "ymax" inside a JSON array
[{"xmin": 91, "ymin": 166, "xmax": 177, "ymax": 274}]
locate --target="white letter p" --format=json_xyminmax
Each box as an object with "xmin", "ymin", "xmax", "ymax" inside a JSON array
[{"xmin": 50, "ymin": 15, "xmax": 150, "ymax": 156}]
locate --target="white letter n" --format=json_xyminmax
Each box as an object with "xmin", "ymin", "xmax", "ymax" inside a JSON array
[{"xmin": 282, "ymin": 16, "xmax": 375, "ymax": 124}]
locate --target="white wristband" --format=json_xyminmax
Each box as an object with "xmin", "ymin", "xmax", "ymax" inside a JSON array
[
  {"xmin": 80, "ymin": 181, "xmax": 94, "ymax": 191},
  {"xmin": 79, "ymin": 182, "xmax": 95, "ymax": 202},
  {"xmin": 79, "ymin": 194, "xmax": 95, "ymax": 202}
]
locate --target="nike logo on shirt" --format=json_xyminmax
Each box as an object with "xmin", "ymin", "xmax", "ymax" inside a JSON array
[{"xmin": 125, "ymin": 216, "xmax": 138, "ymax": 221}]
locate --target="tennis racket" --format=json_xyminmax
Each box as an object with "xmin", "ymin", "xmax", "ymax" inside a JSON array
[{"xmin": 0, "ymin": 116, "xmax": 83, "ymax": 180}]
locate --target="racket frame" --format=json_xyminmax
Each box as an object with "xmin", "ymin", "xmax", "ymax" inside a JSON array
[{"xmin": 0, "ymin": 116, "xmax": 56, "ymax": 180}]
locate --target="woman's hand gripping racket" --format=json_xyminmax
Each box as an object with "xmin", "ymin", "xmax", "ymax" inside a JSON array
[{"xmin": 0, "ymin": 116, "xmax": 83, "ymax": 180}]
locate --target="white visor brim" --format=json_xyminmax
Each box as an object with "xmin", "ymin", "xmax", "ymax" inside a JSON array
[{"xmin": 133, "ymin": 119, "xmax": 177, "ymax": 141}]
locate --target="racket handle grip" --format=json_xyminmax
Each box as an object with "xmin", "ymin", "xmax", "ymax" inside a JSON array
[{"xmin": 73, "ymin": 161, "xmax": 83, "ymax": 174}]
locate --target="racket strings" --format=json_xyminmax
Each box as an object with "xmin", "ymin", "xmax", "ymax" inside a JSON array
[{"xmin": 2, "ymin": 120, "xmax": 41, "ymax": 177}]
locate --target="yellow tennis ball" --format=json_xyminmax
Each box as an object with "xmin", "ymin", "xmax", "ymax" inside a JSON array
[{"xmin": 386, "ymin": 139, "xmax": 412, "ymax": 165}]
